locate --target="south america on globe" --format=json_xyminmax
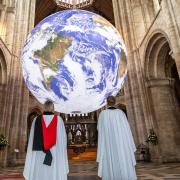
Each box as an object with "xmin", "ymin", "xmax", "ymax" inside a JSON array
[{"xmin": 21, "ymin": 10, "xmax": 127, "ymax": 114}]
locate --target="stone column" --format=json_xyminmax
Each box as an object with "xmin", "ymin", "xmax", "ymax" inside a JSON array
[
  {"xmin": 112, "ymin": 0, "xmax": 153, "ymax": 146},
  {"xmin": 0, "ymin": 0, "xmax": 36, "ymax": 166},
  {"xmin": 146, "ymin": 78, "xmax": 180, "ymax": 162},
  {"xmin": 0, "ymin": 4, "xmax": 6, "ymax": 41},
  {"xmin": 0, "ymin": 82, "xmax": 3, "ymax": 133},
  {"xmin": 173, "ymin": 52, "xmax": 180, "ymax": 78},
  {"xmin": 165, "ymin": 0, "xmax": 180, "ymax": 78},
  {"xmin": 130, "ymin": 0, "xmax": 147, "ymax": 45},
  {"xmin": 5, "ymin": 7, "xmax": 15, "ymax": 51}
]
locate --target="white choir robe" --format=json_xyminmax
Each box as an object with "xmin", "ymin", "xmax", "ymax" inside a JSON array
[
  {"xmin": 97, "ymin": 109, "xmax": 137, "ymax": 180},
  {"xmin": 23, "ymin": 115, "xmax": 69, "ymax": 180}
]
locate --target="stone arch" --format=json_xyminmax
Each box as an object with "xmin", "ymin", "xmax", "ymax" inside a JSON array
[
  {"xmin": 0, "ymin": 47, "xmax": 7, "ymax": 160},
  {"xmin": 144, "ymin": 31, "xmax": 180, "ymax": 162},
  {"xmin": 28, "ymin": 107, "xmax": 42, "ymax": 132},
  {"xmin": 0, "ymin": 47, "xmax": 7, "ymax": 114},
  {"xmin": 144, "ymin": 30, "xmax": 173, "ymax": 79},
  {"xmin": 25, "ymin": 108, "xmax": 42, "ymax": 151},
  {"xmin": 0, "ymin": 48, "xmax": 7, "ymax": 84}
]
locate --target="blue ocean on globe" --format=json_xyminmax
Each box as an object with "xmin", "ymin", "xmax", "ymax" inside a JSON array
[{"xmin": 21, "ymin": 10, "xmax": 127, "ymax": 113}]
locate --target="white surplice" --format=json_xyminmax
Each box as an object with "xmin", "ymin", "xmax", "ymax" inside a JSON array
[
  {"xmin": 23, "ymin": 115, "xmax": 69, "ymax": 180},
  {"xmin": 97, "ymin": 109, "xmax": 137, "ymax": 180}
]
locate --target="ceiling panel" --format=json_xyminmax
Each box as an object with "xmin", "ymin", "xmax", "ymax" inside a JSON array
[{"xmin": 35, "ymin": 0, "xmax": 114, "ymax": 25}]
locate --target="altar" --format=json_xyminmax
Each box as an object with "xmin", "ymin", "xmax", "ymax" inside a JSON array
[
  {"xmin": 61, "ymin": 112, "xmax": 98, "ymax": 155},
  {"xmin": 68, "ymin": 144, "xmax": 86, "ymax": 154}
]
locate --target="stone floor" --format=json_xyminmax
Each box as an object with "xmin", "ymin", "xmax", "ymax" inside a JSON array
[{"xmin": 0, "ymin": 161, "xmax": 180, "ymax": 180}]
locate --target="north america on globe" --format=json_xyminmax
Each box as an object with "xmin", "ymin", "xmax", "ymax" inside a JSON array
[{"xmin": 21, "ymin": 9, "xmax": 127, "ymax": 113}]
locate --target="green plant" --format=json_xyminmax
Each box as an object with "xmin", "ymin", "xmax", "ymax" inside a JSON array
[
  {"xmin": 0, "ymin": 134, "xmax": 9, "ymax": 148},
  {"xmin": 146, "ymin": 129, "xmax": 158, "ymax": 146}
]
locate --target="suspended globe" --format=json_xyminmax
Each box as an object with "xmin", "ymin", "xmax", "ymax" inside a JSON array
[{"xmin": 21, "ymin": 10, "xmax": 127, "ymax": 113}]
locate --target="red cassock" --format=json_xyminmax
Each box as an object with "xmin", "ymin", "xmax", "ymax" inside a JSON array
[{"xmin": 42, "ymin": 114, "xmax": 58, "ymax": 151}]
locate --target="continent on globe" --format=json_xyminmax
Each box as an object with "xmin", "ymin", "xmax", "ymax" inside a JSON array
[{"xmin": 34, "ymin": 35, "xmax": 73, "ymax": 88}]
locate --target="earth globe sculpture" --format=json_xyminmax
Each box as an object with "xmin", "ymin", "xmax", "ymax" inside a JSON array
[{"xmin": 21, "ymin": 10, "xmax": 127, "ymax": 114}]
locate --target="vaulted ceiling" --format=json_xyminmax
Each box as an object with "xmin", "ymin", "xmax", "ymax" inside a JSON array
[{"xmin": 35, "ymin": 0, "xmax": 114, "ymax": 25}]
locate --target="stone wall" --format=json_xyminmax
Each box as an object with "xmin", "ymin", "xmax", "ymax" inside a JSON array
[{"xmin": 112, "ymin": 0, "xmax": 180, "ymax": 162}]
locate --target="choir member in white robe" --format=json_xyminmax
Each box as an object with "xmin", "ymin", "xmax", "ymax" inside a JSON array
[
  {"xmin": 23, "ymin": 101, "xmax": 69, "ymax": 180},
  {"xmin": 97, "ymin": 96, "xmax": 137, "ymax": 180}
]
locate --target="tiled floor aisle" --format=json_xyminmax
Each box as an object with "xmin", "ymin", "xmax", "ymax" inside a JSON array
[{"xmin": 0, "ymin": 161, "xmax": 180, "ymax": 180}]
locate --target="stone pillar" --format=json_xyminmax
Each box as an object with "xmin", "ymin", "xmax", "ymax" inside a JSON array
[
  {"xmin": 146, "ymin": 78, "xmax": 180, "ymax": 162},
  {"xmin": 0, "ymin": 83, "xmax": 3, "ymax": 132},
  {"xmin": 141, "ymin": 0, "xmax": 153, "ymax": 29},
  {"xmin": 173, "ymin": 52, "xmax": 180, "ymax": 78},
  {"xmin": 112, "ymin": 0, "xmax": 154, "ymax": 147},
  {"xmin": 130, "ymin": 0, "xmax": 146, "ymax": 45},
  {"xmin": 165, "ymin": 0, "xmax": 180, "ymax": 78},
  {"xmin": 5, "ymin": 7, "xmax": 15, "ymax": 51},
  {"xmin": 0, "ymin": 4, "xmax": 6, "ymax": 41},
  {"xmin": 0, "ymin": 0, "xmax": 36, "ymax": 167}
]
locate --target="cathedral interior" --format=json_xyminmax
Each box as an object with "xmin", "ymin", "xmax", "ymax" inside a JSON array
[{"xmin": 0, "ymin": 0, "xmax": 180, "ymax": 179}]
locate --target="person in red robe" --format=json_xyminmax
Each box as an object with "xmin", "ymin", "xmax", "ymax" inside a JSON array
[{"xmin": 24, "ymin": 101, "xmax": 69, "ymax": 180}]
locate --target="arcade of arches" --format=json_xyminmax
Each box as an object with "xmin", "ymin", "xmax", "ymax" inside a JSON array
[{"xmin": 0, "ymin": 0, "xmax": 180, "ymax": 172}]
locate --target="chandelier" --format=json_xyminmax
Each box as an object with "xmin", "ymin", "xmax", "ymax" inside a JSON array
[{"xmin": 54, "ymin": 0, "xmax": 94, "ymax": 9}]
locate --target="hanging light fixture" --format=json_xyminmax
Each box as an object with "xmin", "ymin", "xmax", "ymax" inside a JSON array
[{"xmin": 54, "ymin": 0, "xmax": 94, "ymax": 9}]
